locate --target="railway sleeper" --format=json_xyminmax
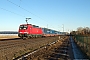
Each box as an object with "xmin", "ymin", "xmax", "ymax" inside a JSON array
[
  {"xmin": 49, "ymin": 53, "xmax": 69, "ymax": 60},
  {"xmin": 58, "ymin": 47, "xmax": 68, "ymax": 50},
  {"xmin": 55, "ymin": 50, "xmax": 68, "ymax": 53}
]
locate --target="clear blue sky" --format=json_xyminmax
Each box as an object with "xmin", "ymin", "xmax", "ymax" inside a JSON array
[{"xmin": 0, "ymin": 0, "xmax": 90, "ymax": 32}]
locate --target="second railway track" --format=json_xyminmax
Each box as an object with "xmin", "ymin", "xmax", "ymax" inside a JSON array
[{"xmin": 14, "ymin": 36, "xmax": 71, "ymax": 60}]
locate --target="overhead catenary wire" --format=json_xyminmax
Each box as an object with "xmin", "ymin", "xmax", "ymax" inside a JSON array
[
  {"xmin": 0, "ymin": 7, "xmax": 25, "ymax": 17},
  {"xmin": 7, "ymin": 0, "xmax": 44, "ymax": 20},
  {"xmin": 6, "ymin": 0, "xmax": 51, "ymax": 28},
  {"xmin": 0, "ymin": 0, "xmax": 51, "ymax": 29}
]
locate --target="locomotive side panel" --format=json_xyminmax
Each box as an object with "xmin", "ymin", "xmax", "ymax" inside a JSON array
[{"xmin": 31, "ymin": 28, "xmax": 43, "ymax": 34}]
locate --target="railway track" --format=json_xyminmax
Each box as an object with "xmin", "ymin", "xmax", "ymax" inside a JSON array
[
  {"xmin": 0, "ymin": 36, "xmax": 66, "ymax": 60},
  {"xmin": 13, "ymin": 36, "xmax": 71, "ymax": 60},
  {"xmin": 48, "ymin": 40, "xmax": 70, "ymax": 60}
]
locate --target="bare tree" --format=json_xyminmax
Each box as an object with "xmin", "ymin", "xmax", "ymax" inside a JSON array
[
  {"xmin": 77, "ymin": 27, "xmax": 83, "ymax": 34},
  {"xmin": 77, "ymin": 27, "xmax": 90, "ymax": 34}
]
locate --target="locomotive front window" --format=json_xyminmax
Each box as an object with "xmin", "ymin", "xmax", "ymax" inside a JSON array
[{"xmin": 19, "ymin": 25, "xmax": 28, "ymax": 29}]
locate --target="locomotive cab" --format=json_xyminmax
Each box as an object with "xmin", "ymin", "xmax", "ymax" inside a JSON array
[{"xmin": 18, "ymin": 24, "xmax": 30, "ymax": 38}]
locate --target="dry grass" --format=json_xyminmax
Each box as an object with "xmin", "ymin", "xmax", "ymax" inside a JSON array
[
  {"xmin": 75, "ymin": 35, "xmax": 90, "ymax": 58},
  {"xmin": 0, "ymin": 34, "xmax": 19, "ymax": 39}
]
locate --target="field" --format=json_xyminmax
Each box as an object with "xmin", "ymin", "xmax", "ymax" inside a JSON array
[{"xmin": 0, "ymin": 34, "xmax": 19, "ymax": 39}]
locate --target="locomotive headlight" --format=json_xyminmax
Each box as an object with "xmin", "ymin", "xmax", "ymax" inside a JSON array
[
  {"xmin": 19, "ymin": 32, "xmax": 23, "ymax": 33},
  {"xmin": 19, "ymin": 32, "xmax": 28, "ymax": 34},
  {"xmin": 25, "ymin": 32, "xmax": 28, "ymax": 34},
  {"xmin": 24, "ymin": 32, "xmax": 28, "ymax": 34}
]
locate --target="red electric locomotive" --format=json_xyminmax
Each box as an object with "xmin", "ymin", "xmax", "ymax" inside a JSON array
[{"xmin": 18, "ymin": 24, "xmax": 43, "ymax": 39}]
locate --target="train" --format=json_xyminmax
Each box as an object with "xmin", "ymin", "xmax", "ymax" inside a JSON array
[{"xmin": 18, "ymin": 24, "xmax": 62, "ymax": 39}]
